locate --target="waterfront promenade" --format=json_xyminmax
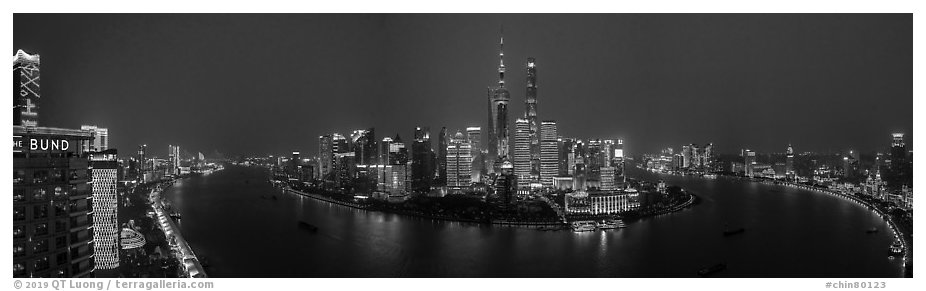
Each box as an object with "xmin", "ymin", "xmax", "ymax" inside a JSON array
[{"xmin": 150, "ymin": 182, "xmax": 207, "ymax": 278}]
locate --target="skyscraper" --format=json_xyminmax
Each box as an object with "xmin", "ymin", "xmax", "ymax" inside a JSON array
[
  {"xmin": 137, "ymin": 144, "xmax": 147, "ymax": 181},
  {"xmin": 744, "ymin": 149, "xmax": 757, "ymax": 177},
  {"xmin": 613, "ymin": 139, "xmax": 625, "ymax": 182},
  {"xmin": 524, "ymin": 57, "xmax": 541, "ymax": 186},
  {"xmin": 437, "ymin": 127, "xmax": 448, "ymax": 186},
  {"xmin": 80, "ymin": 125, "xmax": 109, "ymax": 152},
  {"xmin": 466, "ymin": 127, "xmax": 484, "ymax": 182},
  {"xmin": 487, "ymin": 31, "xmax": 510, "ymax": 173},
  {"xmin": 90, "ymin": 149, "xmax": 120, "ymax": 275},
  {"xmin": 389, "ymin": 134, "xmax": 409, "ymax": 165},
  {"xmin": 318, "ymin": 134, "xmax": 333, "ymax": 181},
  {"xmin": 167, "ymin": 145, "xmax": 180, "ymax": 176},
  {"xmin": 785, "ymin": 144, "xmax": 795, "ymax": 177},
  {"xmin": 13, "ymin": 49, "xmax": 40, "ymax": 127},
  {"xmin": 380, "ymin": 137, "xmax": 394, "ymax": 165},
  {"xmin": 14, "ymin": 126, "xmax": 95, "ymax": 277},
  {"xmin": 412, "ymin": 127, "xmax": 434, "ymax": 193},
  {"xmin": 446, "ymin": 131, "xmax": 473, "ymax": 188},
  {"xmin": 539, "ymin": 121, "xmax": 559, "ymax": 188},
  {"xmin": 513, "ymin": 118, "xmax": 531, "ymax": 189}
]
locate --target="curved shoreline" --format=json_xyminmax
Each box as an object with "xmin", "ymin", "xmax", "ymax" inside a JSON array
[
  {"xmin": 757, "ymin": 179, "xmax": 911, "ymax": 269},
  {"xmin": 278, "ymin": 185, "xmax": 696, "ymax": 228}
]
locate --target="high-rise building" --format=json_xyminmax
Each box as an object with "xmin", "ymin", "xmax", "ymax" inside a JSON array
[
  {"xmin": 318, "ymin": 134, "xmax": 333, "ymax": 181},
  {"xmin": 412, "ymin": 127, "xmax": 434, "ymax": 193},
  {"xmin": 437, "ymin": 127, "xmax": 448, "ymax": 186},
  {"xmin": 539, "ymin": 121, "xmax": 558, "ymax": 188},
  {"xmin": 587, "ymin": 139, "xmax": 603, "ymax": 184},
  {"xmin": 389, "ymin": 134, "xmax": 408, "ymax": 165},
  {"xmin": 785, "ymin": 144, "xmax": 795, "ymax": 176},
  {"xmin": 600, "ymin": 166, "xmax": 616, "ymax": 191},
  {"xmin": 890, "ymin": 133, "xmax": 907, "ymax": 176},
  {"xmin": 446, "ymin": 131, "xmax": 473, "ymax": 188},
  {"xmin": 14, "ymin": 126, "xmax": 95, "ymax": 277},
  {"xmin": 487, "ymin": 31, "xmax": 510, "ymax": 173},
  {"xmin": 612, "ymin": 139, "xmax": 625, "ymax": 182},
  {"xmin": 513, "ymin": 118, "xmax": 531, "ymax": 188},
  {"xmin": 137, "ymin": 144, "xmax": 147, "ymax": 181},
  {"xmin": 524, "ymin": 57, "xmax": 541, "ymax": 186},
  {"xmin": 466, "ymin": 127, "xmax": 484, "ymax": 183},
  {"xmin": 495, "ymin": 159, "xmax": 517, "ymax": 206},
  {"xmin": 90, "ymin": 149, "xmax": 120, "ymax": 275},
  {"xmin": 14, "ymin": 49, "xmax": 40, "ymax": 127},
  {"xmin": 80, "ymin": 125, "xmax": 109, "ymax": 152},
  {"xmin": 379, "ymin": 137, "xmax": 394, "ymax": 165},
  {"xmin": 350, "ymin": 128, "xmax": 376, "ymax": 165},
  {"xmin": 744, "ymin": 149, "xmax": 757, "ymax": 177}
]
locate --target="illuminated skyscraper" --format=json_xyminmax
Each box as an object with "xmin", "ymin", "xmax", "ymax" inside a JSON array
[
  {"xmin": 539, "ymin": 121, "xmax": 558, "ymax": 188},
  {"xmin": 167, "ymin": 145, "xmax": 180, "ymax": 176},
  {"xmin": 612, "ymin": 139, "xmax": 625, "ymax": 181},
  {"xmin": 466, "ymin": 127, "xmax": 484, "ymax": 182},
  {"xmin": 80, "ymin": 125, "xmax": 109, "ymax": 152},
  {"xmin": 446, "ymin": 131, "xmax": 473, "ymax": 188},
  {"xmin": 785, "ymin": 144, "xmax": 794, "ymax": 177},
  {"xmin": 513, "ymin": 118, "xmax": 531, "ymax": 188},
  {"xmin": 318, "ymin": 134, "xmax": 333, "ymax": 180},
  {"xmin": 389, "ymin": 134, "xmax": 408, "ymax": 165},
  {"xmin": 744, "ymin": 149, "xmax": 757, "ymax": 177},
  {"xmin": 487, "ymin": 30, "xmax": 510, "ymax": 173},
  {"xmin": 90, "ymin": 149, "xmax": 120, "ymax": 275},
  {"xmin": 437, "ymin": 127, "xmax": 448, "ymax": 186},
  {"xmin": 14, "ymin": 126, "xmax": 95, "ymax": 277},
  {"xmin": 13, "ymin": 49, "xmax": 40, "ymax": 127},
  {"xmin": 412, "ymin": 127, "xmax": 434, "ymax": 193},
  {"xmin": 524, "ymin": 57, "xmax": 541, "ymax": 185}
]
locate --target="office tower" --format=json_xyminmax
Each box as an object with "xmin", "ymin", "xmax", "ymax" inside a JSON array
[
  {"xmin": 90, "ymin": 149, "xmax": 120, "ymax": 275},
  {"xmin": 466, "ymin": 127, "xmax": 484, "ymax": 182},
  {"xmin": 389, "ymin": 134, "xmax": 409, "ymax": 165},
  {"xmin": 613, "ymin": 139, "xmax": 625, "ymax": 181},
  {"xmin": 587, "ymin": 139, "xmax": 603, "ymax": 183},
  {"xmin": 137, "ymin": 144, "xmax": 147, "ymax": 181},
  {"xmin": 412, "ymin": 127, "xmax": 434, "ymax": 193},
  {"xmin": 681, "ymin": 144, "xmax": 691, "ymax": 168},
  {"xmin": 446, "ymin": 131, "xmax": 473, "ymax": 188},
  {"xmin": 786, "ymin": 144, "xmax": 794, "ymax": 176},
  {"xmin": 318, "ymin": 134, "xmax": 333, "ymax": 180},
  {"xmin": 380, "ymin": 137, "xmax": 394, "ymax": 165},
  {"xmin": 291, "ymin": 151, "xmax": 301, "ymax": 176},
  {"xmin": 80, "ymin": 125, "xmax": 109, "ymax": 152},
  {"xmin": 487, "ymin": 31, "xmax": 510, "ymax": 173},
  {"xmin": 559, "ymin": 138, "xmax": 575, "ymax": 176},
  {"xmin": 600, "ymin": 166, "xmax": 616, "ymax": 191},
  {"xmin": 524, "ymin": 57, "xmax": 541, "ymax": 185},
  {"xmin": 513, "ymin": 118, "xmax": 531, "ymax": 188},
  {"xmin": 350, "ymin": 128, "xmax": 376, "ymax": 165},
  {"xmin": 890, "ymin": 133, "xmax": 908, "ymax": 183},
  {"xmin": 167, "ymin": 145, "xmax": 180, "ymax": 176},
  {"xmin": 540, "ymin": 121, "xmax": 558, "ymax": 188},
  {"xmin": 437, "ymin": 127, "xmax": 448, "ymax": 186},
  {"xmin": 702, "ymin": 143, "xmax": 713, "ymax": 171},
  {"xmin": 744, "ymin": 149, "xmax": 757, "ymax": 177},
  {"xmin": 14, "ymin": 126, "xmax": 95, "ymax": 277},
  {"xmin": 14, "ymin": 49, "xmax": 40, "ymax": 127},
  {"xmin": 573, "ymin": 140, "xmax": 587, "ymax": 190},
  {"xmin": 495, "ymin": 159, "xmax": 517, "ymax": 206}
]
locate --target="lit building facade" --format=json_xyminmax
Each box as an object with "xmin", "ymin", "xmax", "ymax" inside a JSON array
[
  {"xmin": 437, "ymin": 127, "xmax": 448, "ymax": 186},
  {"xmin": 524, "ymin": 57, "xmax": 541, "ymax": 186},
  {"xmin": 90, "ymin": 149, "xmax": 120, "ymax": 274},
  {"xmin": 412, "ymin": 127, "xmax": 434, "ymax": 193},
  {"xmin": 14, "ymin": 49, "xmax": 41, "ymax": 127},
  {"xmin": 539, "ymin": 121, "xmax": 558, "ymax": 188},
  {"xmin": 446, "ymin": 131, "xmax": 473, "ymax": 188},
  {"xmin": 513, "ymin": 118, "xmax": 531, "ymax": 189},
  {"xmin": 80, "ymin": 125, "xmax": 109, "ymax": 152},
  {"xmin": 14, "ymin": 126, "xmax": 95, "ymax": 277}
]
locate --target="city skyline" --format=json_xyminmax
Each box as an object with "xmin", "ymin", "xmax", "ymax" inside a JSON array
[{"xmin": 13, "ymin": 14, "xmax": 912, "ymax": 157}]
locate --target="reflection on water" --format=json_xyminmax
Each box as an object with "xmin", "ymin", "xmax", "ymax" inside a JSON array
[{"xmin": 165, "ymin": 165, "xmax": 903, "ymax": 277}]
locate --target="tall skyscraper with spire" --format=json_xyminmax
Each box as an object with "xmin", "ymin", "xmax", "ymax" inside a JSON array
[
  {"xmin": 13, "ymin": 49, "xmax": 40, "ymax": 127},
  {"xmin": 487, "ymin": 28, "xmax": 510, "ymax": 174},
  {"xmin": 525, "ymin": 57, "xmax": 541, "ymax": 186}
]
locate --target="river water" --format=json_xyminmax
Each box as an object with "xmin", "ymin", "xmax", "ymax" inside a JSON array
[{"xmin": 163, "ymin": 165, "xmax": 904, "ymax": 277}]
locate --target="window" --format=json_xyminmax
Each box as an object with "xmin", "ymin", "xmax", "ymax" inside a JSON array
[
  {"xmin": 14, "ymin": 169, "xmax": 26, "ymax": 184},
  {"xmin": 13, "ymin": 263, "xmax": 25, "ymax": 273},
  {"xmin": 51, "ymin": 170, "xmax": 65, "ymax": 183},
  {"xmin": 14, "ymin": 244, "xmax": 25, "ymax": 257},
  {"xmin": 53, "ymin": 186, "xmax": 66, "ymax": 198},
  {"xmin": 34, "ymin": 256, "xmax": 49, "ymax": 271},
  {"xmin": 33, "ymin": 170, "xmax": 49, "ymax": 184},
  {"xmin": 54, "ymin": 220, "xmax": 66, "ymax": 233},
  {"xmin": 55, "ymin": 236, "xmax": 66, "ymax": 249},
  {"xmin": 34, "ymin": 205, "xmax": 48, "ymax": 219},
  {"xmin": 14, "ymin": 225, "xmax": 25, "ymax": 238},
  {"xmin": 35, "ymin": 223, "xmax": 48, "ymax": 236},
  {"xmin": 13, "ymin": 188, "xmax": 25, "ymax": 202},
  {"xmin": 14, "ymin": 207, "xmax": 25, "ymax": 221},
  {"xmin": 33, "ymin": 240, "xmax": 48, "ymax": 253},
  {"xmin": 33, "ymin": 188, "xmax": 47, "ymax": 200},
  {"xmin": 54, "ymin": 202, "xmax": 67, "ymax": 217},
  {"xmin": 56, "ymin": 252, "xmax": 67, "ymax": 266}
]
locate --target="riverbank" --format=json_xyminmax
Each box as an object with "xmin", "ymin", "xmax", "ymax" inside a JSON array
[{"xmin": 150, "ymin": 178, "xmax": 208, "ymax": 278}]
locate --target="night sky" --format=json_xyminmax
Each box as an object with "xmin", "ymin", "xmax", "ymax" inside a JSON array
[{"xmin": 13, "ymin": 14, "xmax": 912, "ymax": 158}]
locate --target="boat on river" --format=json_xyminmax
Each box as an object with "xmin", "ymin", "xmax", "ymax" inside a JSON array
[{"xmin": 571, "ymin": 221, "xmax": 597, "ymax": 232}]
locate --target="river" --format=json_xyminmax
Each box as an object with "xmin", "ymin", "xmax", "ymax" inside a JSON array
[{"xmin": 162, "ymin": 165, "xmax": 904, "ymax": 277}]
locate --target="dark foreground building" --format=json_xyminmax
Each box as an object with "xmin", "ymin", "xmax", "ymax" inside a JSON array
[{"xmin": 14, "ymin": 126, "xmax": 95, "ymax": 277}]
